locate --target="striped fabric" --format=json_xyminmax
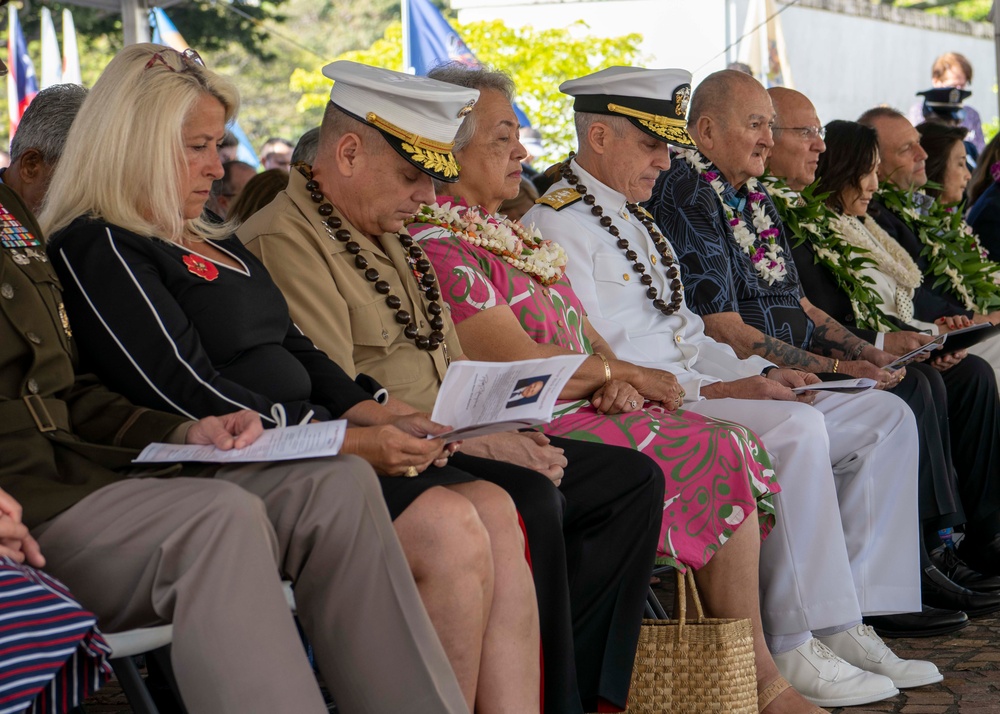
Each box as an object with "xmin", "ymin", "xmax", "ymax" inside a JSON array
[{"xmin": 0, "ymin": 558, "xmax": 110, "ymax": 714}]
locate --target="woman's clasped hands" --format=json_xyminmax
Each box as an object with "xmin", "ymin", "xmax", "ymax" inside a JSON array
[{"xmin": 591, "ymin": 366, "xmax": 686, "ymax": 414}]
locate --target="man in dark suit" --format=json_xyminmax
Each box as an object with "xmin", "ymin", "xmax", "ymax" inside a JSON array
[
  {"xmin": 769, "ymin": 87, "xmax": 1000, "ymax": 623},
  {"xmin": 857, "ymin": 108, "xmax": 967, "ymax": 318}
]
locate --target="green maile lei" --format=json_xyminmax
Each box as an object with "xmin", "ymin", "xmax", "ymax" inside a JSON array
[
  {"xmin": 876, "ymin": 182, "xmax": 1000, "ymax": 314},
  {"xmin": 763, "ymin": 174, "xmax": 896, "ymax": 332}
]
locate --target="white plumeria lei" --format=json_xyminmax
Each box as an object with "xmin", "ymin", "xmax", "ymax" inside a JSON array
[
  {"xmin": 958, "ymin": 217, "xmax": 1000, "ymax": 290},
  {"xmin": 412, "ymin": 199, "xmax": 568, "ymax": 285},
  {"xmin": 677, "ymin": 149, "xmax": 787, "ymax": 285}
]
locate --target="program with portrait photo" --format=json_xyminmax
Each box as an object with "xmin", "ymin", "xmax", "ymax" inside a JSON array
[{"xmin": 505, "ymin": 375, "xmax": 550, "ymax": 408}]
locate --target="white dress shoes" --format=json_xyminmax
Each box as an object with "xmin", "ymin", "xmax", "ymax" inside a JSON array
[
  {"xmin": 772, "ymin": 637, "xmax": 899, "ymax": 707},
  {"xmin": 818, "ymin": 623, "xmax": 943, "ymax": 689}
]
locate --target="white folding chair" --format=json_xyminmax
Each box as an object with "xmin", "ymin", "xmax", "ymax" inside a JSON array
[{"xmin": 101, "ymin": 582, "xmax": 296, "ymax": 714}]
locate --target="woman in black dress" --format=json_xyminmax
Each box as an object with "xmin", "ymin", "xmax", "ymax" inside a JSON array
[{"xmin": 42, "ymin": 44, "xmax": 539, "ymax": 713}]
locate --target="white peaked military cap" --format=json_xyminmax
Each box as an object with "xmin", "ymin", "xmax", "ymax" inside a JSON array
[
  {"xmin": 322, "ymin": 60, "xmax": 480, "ymax": 182},
  {"xmin": 560, "ymin": 66, "xmax": 696, "ymax": 149}
]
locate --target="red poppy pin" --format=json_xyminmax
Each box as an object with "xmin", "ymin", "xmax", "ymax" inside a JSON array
[{"xmin": 183, "ymin": 254, "xmax": 219, "ymax": 282}]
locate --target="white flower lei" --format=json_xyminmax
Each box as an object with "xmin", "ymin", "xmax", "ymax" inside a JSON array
[
  {"xmin": 411, "ymin": 200, "xmax": 568, "ymax": 285},
  {"xmin": 939, "ymin": 209, "xmax": 996, "ymax": 309},
  {"xmin": 960, "ymin": 218, "xmax": 1000, "ymax": 289},
  {"xmin": 879, "ymin": 184, "xmax": 1000, "ymax": 314},
  {"xmin": 763, "ymin": 174, "xmax": 897, "ymax": 331},
  {"xmin": 831, "ymin": 214, "xmax": 923, "ymax": 323},
  {"xmin": 677, "ymin": 149, "xmax": 787, "ymax": 285}
]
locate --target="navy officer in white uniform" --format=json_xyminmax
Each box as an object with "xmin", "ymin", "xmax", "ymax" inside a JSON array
[{"xmin": 524, "ymin": 66, "xmax": 938, "ymax": 710}]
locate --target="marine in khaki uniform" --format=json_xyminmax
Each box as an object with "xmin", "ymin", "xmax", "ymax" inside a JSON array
[
  {"xmin": 239, "ymin": 181, "xmax": 459, "ymax": 412},
  {"xmin": 240, "ymin": 59, "xmax": 665, "ymax": 714}
]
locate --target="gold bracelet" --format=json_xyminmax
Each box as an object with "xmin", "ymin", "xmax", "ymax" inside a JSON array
[
  {"xmin": 832, "ymin": 359, "xmax": 840, "ymax": 374},
  {"xmin": 595, "ymin": 352, "xmax": 612, "ymax": 384}
]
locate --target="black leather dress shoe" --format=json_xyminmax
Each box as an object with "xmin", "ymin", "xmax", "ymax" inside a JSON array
[
  {"xmin": 958, "ymin": 532, "xmax": 1000, "ymax": 577},
  {"xmin": 864, "ymin": 605, "xmax": 968, "ymax": 638},
  {"xmin": 931, "ymin": 546, "xmax": 1000, "ymax": 593},
  {"xmin": 922, "ymin": 564, "xmax": 1000, "ymax": 616}
]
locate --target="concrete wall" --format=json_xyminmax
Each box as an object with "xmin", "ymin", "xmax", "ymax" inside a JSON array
[{"xmin": 451, "ymin": 0, "xmax": 999, "ymax": 130}]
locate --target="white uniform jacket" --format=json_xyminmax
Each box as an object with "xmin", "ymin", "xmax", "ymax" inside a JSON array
[{"xmin": 524, "ymin": 160, "xmax": 773, "ymax": 401}]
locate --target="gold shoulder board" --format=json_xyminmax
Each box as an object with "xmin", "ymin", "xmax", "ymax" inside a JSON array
[
  {"xmin": 634, "ymin": 204, "xmax": 655, "ymax": 221},
  {"xmin": 535, "ymin": 187, "xmax": 583, "ymax": 211}
]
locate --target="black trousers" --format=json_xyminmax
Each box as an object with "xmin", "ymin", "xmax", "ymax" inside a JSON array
[
  {"xmin": 451, "ymin": 435, "xmax": 664, "ymax": 714},
  {"xmin": 939, "ymin": 354, "xmax": 1000, "ymax": 529},
  {"xmin": 894, "ymin": 362, "xmax": 964, "ymax": 528},
  {"xmin": 896, "ymin": 357, "xmax": 1000, "ymax": 535}
]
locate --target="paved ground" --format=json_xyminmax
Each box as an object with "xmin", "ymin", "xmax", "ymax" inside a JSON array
[
  {"xmin": 646, "ymin": 577, "xmax": 1000, "ymax": 713},
  {"xmin": 825, "ymin": 615, "xmax": 1000, "ymax": 714},
  {"xmin": 81, "ymin": 585, "xmax": 1000, "ymax": 713}
]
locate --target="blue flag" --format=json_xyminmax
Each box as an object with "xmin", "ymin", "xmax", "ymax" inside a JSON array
[
  {"xmin": 7, "ymin": 5, "xmax": 38, "ymax": 138},
  {"xmin": 406, "ymin": 0, "xmax": 531, "ymax": 127},
  {"xmin": 226, "ymin": 121, "xmax": 262, "ymax": 168}
]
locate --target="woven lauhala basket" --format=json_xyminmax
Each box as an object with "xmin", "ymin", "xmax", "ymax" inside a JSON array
[{"xmin": 625, "ymin": 569, "xmax": 757, "ymax": 713}]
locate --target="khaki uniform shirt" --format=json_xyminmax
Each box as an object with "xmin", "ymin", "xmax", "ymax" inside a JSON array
[
  {"xmin": 239, "ymin": 170, "xmax": 460, "ymax": 413},
  {"xmin": 0, "ymin": 185, "xmax": 187, "ymax": 527}
]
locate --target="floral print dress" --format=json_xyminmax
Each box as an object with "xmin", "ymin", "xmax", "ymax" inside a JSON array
[{"xmin": 409, "ymin": 199, "xmax": 779, "ymax": 568}]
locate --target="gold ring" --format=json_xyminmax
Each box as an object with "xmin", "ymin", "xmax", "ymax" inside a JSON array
[
  {"xmin": 679, "ymin": 390, "xmax": 686, "ymax": 399},
  {"xmin": 405, "ymin": 466, "xmax": 419, "ymax": 477}
]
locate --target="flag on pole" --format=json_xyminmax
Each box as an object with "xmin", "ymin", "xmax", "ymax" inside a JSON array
[
  {"xmin": 405, "ymin": 0, "xmax": 477, "ymax": 73},
  {"xmin": 150, "ymin": 8, "xmax": 260, "ymax": 168},
  {"xmin": 736, "ymin": 0, "xmax": 794, "ymax": 89},
  {"xmin": 226, "ymin": 121, "xmax": 262, "ymax": 168},
  {"xmin": 7, "ymin": 5, "xmax": 38, "ymax": 138},
  {"xmin": 403, "ymin": 0, "xmax": 532, "ymax": 127},
  {"xmin": 150, "ymin": 7, "xmax": 189, "ymax": 51},
  {"xmin": 62, "ymin": 9, "xmax": 82, "ymax": 86},
  {"xmin": 40, "ymin": 8, "xmax": 62, "ymax": 89}
]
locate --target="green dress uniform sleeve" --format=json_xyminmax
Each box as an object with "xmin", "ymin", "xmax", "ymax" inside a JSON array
[
  {"xmin": 62, "ymin": 373, "xmax": 193, "ymax": 449},
  {"xmin": 0, "ymin": 185, "xmax": 189, "ymax": 527}
]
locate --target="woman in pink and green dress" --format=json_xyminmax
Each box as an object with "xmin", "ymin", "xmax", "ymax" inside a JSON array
[
  {"xmin": 408, "ymin": 68, "xmax": 779, "ymax": 571},
  {"xmin": 404, "ymin": 65, "xmax": 830, "ymax": 714},
  {"xmin": 411, "ymin": 195, "xmax": 780, "ymax": 568}
]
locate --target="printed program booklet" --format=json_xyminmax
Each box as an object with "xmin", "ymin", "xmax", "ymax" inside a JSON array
[
  {"xmin": 430, "ymin": 355, "xmax": 588, "ymax": 442},
  {"xmin": 791, "ymin": 378, "xmax": 876, "ymax": 394},
  {"xmin": 132, "ymin": 355, "xmax": 586, "ymax": 461},
  {"xmin": 886, "ymin": 323, "xmax": 998, "ymax": 370},
  {"xmin": 133, "ymin": 420, "xmax": 348, "ymax": 464}
]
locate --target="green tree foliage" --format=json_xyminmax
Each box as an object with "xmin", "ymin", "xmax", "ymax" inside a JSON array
[
  {"xmin": 877, "ymin": 0, "xmax": 992, "ymax": 22},
  {"xmin": 216, "ymin": 0, "xmax": 415, "ymax": 152},
  {"xmin": 291, "ymin": 18, "xmax": 644, "ymax": 165},
  {"xmin": 0, "ymin": 0, "xmax": 403, "ymax": 155},
  {"xmin": 14, "ymin": 1, "xmax": 289, "ymax": 59}
]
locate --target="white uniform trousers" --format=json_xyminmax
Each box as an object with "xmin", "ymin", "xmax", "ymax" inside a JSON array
[{"xmin": 688, "ymin": 389, "xmax": 921, "ymax": 636}]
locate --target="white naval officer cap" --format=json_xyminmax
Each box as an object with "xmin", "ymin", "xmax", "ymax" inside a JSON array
[
  {"xmin": 560, "ymin": 66, "xmax": 696, "ymax": 149},
  {"xmin": 322, "ymin": 60, "xmax": 480, "ymax": 183}
]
